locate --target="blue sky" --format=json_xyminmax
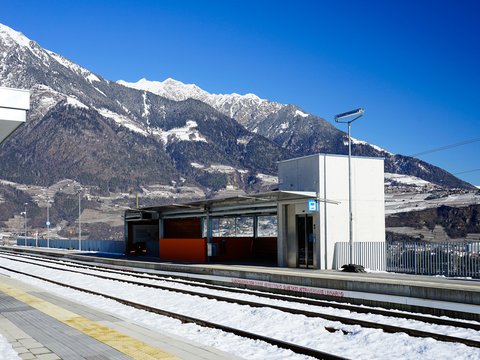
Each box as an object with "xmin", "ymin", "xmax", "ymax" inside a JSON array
[{"xmin": 2, "ymin": 0, "xmax": 479, "ymax": 185}]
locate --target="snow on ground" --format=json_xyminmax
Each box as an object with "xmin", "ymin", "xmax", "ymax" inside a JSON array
[
  {"xmin": 1, "ymin": 256, "xmax": 479, "ymax": 360},
  {"xmin": 385, "ymin": 190, "xmax": 480, "ymax": 215},
  {"xmin": 0, "ymin": 336, "xmax": 19, "ymax": 360}
]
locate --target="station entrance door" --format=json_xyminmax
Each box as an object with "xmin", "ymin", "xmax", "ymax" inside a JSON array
[{"xmin": 296, "ymin": 215, "xmax": 314, "ymax": 268}]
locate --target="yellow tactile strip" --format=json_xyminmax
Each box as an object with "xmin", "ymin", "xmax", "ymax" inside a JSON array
[{"xmin": 0, "ymin": 282, "xmax": 179, "ymax": 360}]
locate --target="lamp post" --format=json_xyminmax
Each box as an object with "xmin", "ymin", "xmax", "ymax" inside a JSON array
[
  {"xmin": 22, "ymin": 202, "xmax": 27, "ymax": 246},
  {"xmin": 46, "ymin": 199, "xmax": 51, "ymax": 248},
  {"xmin": 334, "ymin": 108, "xmax": 364, "ymax": 267},
  {"xmin": 78, "ymin": 189, "xmax": 82, "ymax": 251}
]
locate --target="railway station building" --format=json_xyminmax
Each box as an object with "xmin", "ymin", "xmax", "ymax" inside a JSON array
[{"xmin": 125, "ymin": 154, "xmax": 385, "ymax": 270}]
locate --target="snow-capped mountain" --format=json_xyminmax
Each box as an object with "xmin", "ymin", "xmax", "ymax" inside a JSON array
[
  {"xmin": 0, "ymin": 22, "xmax": 476, "ymax": 240},
  {"xmin": 0, "ymin": 23, "xmax": 291, "ymax": 192},
  {"xmin": 0, "ymin": 22, "xmax": 474, "ymax": 194},
  {"xmin": 117, "ymin": 78, "xmax": 288, "ymax": 130},
  {"xmin": 117, "ymin": 77, "xmax": 474, "ymax": 190}
]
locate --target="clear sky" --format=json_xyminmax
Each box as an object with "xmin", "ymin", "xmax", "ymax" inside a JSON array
[{"xmin": 1, "ymin": 0, "xmax": 479, "ymax": 185}]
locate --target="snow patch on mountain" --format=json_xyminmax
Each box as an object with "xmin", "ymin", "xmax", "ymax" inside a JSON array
[
  {"xmin": 66, "ymin": 97, "xmax": 88, "ymax": 109},
  {"xmin": 142, "ymin": 92, "xmax": 150, "ymax": 118},
  {"xmin": 237, "ymin": 136, "xmax": 253, "ymax": 145},
  {"xmin": 349, "ymin": 137, "xmax": 393, "ymax": 155},
  {"xmin": 208, "ymin": 164, "xmax": 248, "ymax": 174},
  {"xmin": 256, "ymin": 173, "xmax": 278, "ymax": 184},
  {"xmin": 95, "ymin": 108, "xmax": 148, "ymax": 136},
  {"xmin": 191, "ymin": 162, "xmax": 205, "ymax": 170},
  {"xmin": 385, "ymin": 173, "xmax": 431, "ymax": 187},
  {"xmin": 152, "ymin": 120, "xmax": 207, "ymax": 147},
  {"xmin": 190, "ymin": 162, "xmax": 248, "ymax": 174},
  {"xmin": 295, "ymin": 109, "xmax": 308, "ymax": 118}
]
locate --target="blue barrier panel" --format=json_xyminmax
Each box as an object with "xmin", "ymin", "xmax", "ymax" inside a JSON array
[{"xmin": 16, "ymin": 238, "xmax": 125, "ymax": 254}]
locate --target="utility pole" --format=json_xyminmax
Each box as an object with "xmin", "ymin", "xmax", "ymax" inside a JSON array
[{"xmin": 78, "ymin": 189, "xmax": 82, "ymax": 251}]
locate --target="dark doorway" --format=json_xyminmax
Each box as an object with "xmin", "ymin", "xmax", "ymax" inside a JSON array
[
  {"xmin": 128, "ymin": 221, "xmax": 159, "ymax": 257},
  {"xmin": 297, "ymin": 215, "xmax": 314, "ymax": 268}
]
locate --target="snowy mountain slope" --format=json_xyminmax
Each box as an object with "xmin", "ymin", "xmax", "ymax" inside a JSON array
[
  {"xmin": 117, "ymin": 78, "xmax": 288, "ymax": 130},
  {"xmin": 118, "ymin": 78, "xmax": 473, "ymax": 189},
  {"xmin": 0, "ymin": 22, "xmax": 476, "ymax": 240},
  {"xmin": 0, "ymin": 23, "xmax": 291, "ymax": 193},
  {"xmin": 0, "ymin": 22, "xmax": 473, "ymax": 192}
]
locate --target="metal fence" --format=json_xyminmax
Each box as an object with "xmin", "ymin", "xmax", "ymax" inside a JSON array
[
  {"xmin": 333, "ymin": 242, "xmax": 386, "ymax": 271},
  {"xmin": 16, "ymin": 237, "xmax": 125, "ymax": 254},
  {"xmin": 387, "ymin": 240, "xmax": 480, "ymax": 278}
]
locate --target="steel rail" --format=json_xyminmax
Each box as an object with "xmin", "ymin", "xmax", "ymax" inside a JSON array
[
  {"xmin": 0, "ymin": 264, "xmax": 348, "ymax": 360},
  {"xmin": 1, "ymin": 254, "xmax": 480, "ymax": 349},
  {"xmin": 1, "ymin": 250, "xmax": 478, "ymax": 332}
]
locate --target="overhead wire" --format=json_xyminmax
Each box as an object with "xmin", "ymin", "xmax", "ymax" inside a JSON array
[
  {"xmin": 409, "ymin": 137, "xmax": 480, "ymax": 157},
  {"xmin": 408, "ymin": 137, "xmax": 480, "ymax": 177}
]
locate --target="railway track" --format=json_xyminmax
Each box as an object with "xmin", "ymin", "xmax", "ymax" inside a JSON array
[
  {"xmin": 2, "ymin": 250, "xmax": 479, "ymax": 333},
  {"xmin": 0, "ymin": 259, "xmax": 345, "ymax": 360},
  {"xmin": 1, "ymin": 251, "xmax": 479, "ymax": 352}
]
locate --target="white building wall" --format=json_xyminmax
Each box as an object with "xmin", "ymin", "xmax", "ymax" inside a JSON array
[
  {"xmin": 278, "ymin": 153, "xmax": 385, "ymax": 270},
  {"xmin": 0, "ymin": 87, "xmax": 30, "ymax": 144}
]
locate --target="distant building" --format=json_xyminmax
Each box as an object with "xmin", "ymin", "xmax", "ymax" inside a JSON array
[{"xmin": 125, "ymin": 154, "xmax": 385, "ymax": 270}]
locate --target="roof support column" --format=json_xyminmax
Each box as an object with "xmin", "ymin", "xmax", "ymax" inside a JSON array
[
  {"xmin": 277, "ymin": 203, "xmax": 287, "ymax": 267},
  {"xmin": 206, "ymin": 207, "xmax": 212, "ymax": 262}
]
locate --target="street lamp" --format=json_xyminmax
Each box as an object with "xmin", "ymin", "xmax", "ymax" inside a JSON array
[
  {"xmin": 78, "ymin": 189, "xmax": 82, "ymax": 251},
  {"xmin": 334, "ymin": 108, "xmax": 364, "ymax": 268},
  {"xmin": 21, "ymin": 202, "xmax": 27, "ymax": 246},
  {"xmin": 46, "ymin": 198, "xmax": 51, "ymax": 248}
]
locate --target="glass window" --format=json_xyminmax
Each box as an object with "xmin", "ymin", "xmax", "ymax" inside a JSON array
[
  {"xmin": 204, "ymin": 216, "xmax": 255, "ymax": 237},
  {"xmin": 235, "ymin": 217, "xmax": 254, "ymax": 237},
  {"xmin": 257, "ymin": 215, "xmax": 277, "ymax": 237}
]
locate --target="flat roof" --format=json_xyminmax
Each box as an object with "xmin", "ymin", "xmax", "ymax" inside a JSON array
[
  {"xmin": 127, "ymin": 190, "xmax": 338, "ymax": 219},
  {"xmin": 278, "ymin": 152, "xmax": 385, "ymax": 164}
]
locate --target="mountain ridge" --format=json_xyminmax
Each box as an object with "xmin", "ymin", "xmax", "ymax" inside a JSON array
[{"xmin": 0, "ymin": 21, "xmax": 476, "ymax": 241}]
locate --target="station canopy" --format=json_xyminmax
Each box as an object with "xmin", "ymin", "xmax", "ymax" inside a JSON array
[{"xmin": 126, "ymin": 190, "xmax": 338, "ymax": 220}]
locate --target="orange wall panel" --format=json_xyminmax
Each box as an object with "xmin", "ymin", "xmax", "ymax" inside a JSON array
[{"xmin": 160, "ymin": 238, "xmax": 207, "ymax": 262}]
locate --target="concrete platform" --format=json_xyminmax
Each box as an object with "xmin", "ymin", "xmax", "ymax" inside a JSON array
[
  {"xmin": 3, "ymin": 246, "xmax": 480, "ymax": 321},
  {"xmin": 0, "ymin": 273, "xmax": 239, "ymax": 360}
]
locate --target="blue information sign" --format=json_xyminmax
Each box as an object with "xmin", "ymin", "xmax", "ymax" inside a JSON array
[{"xmin": 307, "ymin": 199, "xmax": 318, "ymax": 212}]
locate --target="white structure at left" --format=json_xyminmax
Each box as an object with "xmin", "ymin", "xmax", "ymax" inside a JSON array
[{"xmin": 0, "ymin": 86, "xmax": 30, "ymax": 144}]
